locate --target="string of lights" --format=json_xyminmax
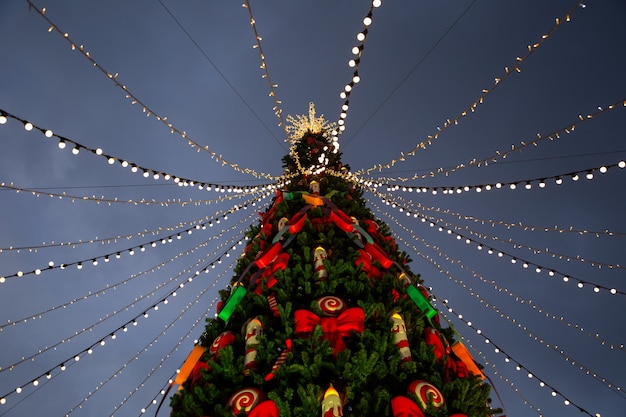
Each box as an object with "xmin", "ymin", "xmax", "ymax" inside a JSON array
[
  {"xmin": 0, "ymin": 195, "xmax": 262, "ymax": 253},
  {"xmin": 380, "ymin": 191, "xmax": 625, "ymax": 271},
  {"xmin": 0, "ymin": 109, "xmax": 278, "ymax": 194},
  {"xmin": 129, "ymin": 299, "xmax": 223, "ymax": 416},
  {"xmin": 241, "ymin": 0, "xmax": 310, "ymax": 177},
  {"xmin": 432, "ymin": 298, "xmax": 603, "ymax": 417},
  {"xmin": 63, "ymin": 261, "xmax": 235, "ymax": 416},
  {"xmin": 0, "ymin": 211, "xmax": 254, "ymax": 331},
  {"xmin": 0, "ymin": 233, "xmax": 245, "ymax": 375},
  {"xmin": 370, "ymin": 199, "xmax": 625, "ymax": 353},
  {"xmin": 358, "ymin": 0, "xmax": 586, "ymax": 176},
  {"xmin": 0, "ymin": 181, "xmax": 268, "ymax": 208},
  {"xmin": 377, "ymin": 198, "xmax": 625, "ymax": 238},
  {"xmin": 370, "ymin": 159, "xmax": 626, "ymax": 196},
  {"xmin": 155, "ymin": 0, "xmax": 287, "ymax": 154},
  {"xmin": 242, "ymin": 0, "xmax": 286, "ymax": 134},
  {"xmin": 21, "ymin": 0, "xmax": 279, "ymax": 180},
  {"xmin": 0, "ymin": 241, "xmax": 242, "ymax": 406},
  {"xmin": 118, "ymin": 296, "xmax": 228, "ymax": 415},
  {"xmin": 0, "ymin": 192, "xmax": 268, "ymax": 282},
  {"xmin": 139, "ymin": 374, "xmax": 176, "ymax": 416},
  {"xmin": 332, "ymin": 0, "xmax": 382, "ymax": 141},
  {"xmin": 394, "ymin": 229, "xmax": 624, "ymax": 398},
  {"xmin": 363, "ymin": 98, "xmax": 625, "ymax": 181},
  {"xmin": 438, "ymin": 312, "xmax": 542, "ymax": 417},
  {"xmin": 366, "ymin": 189, "xmax": 625, "ymax": 295}
]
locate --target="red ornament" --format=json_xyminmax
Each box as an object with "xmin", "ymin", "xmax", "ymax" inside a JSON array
[
  {"xmin": 249, "ymin": 400, "xmax": 279, "ymax": 417},
  {"xmin": 407, "ymin": 380, "xmax": 445, "ymax": 411},
  {"xmin": 210, "ymin": 331, "xmax": 235, "ymax": 356},
  {"xmin": 267, "ymin": 294, "xmax": 280, "ymax": 317},
  {"xmin": 264, "ymin": 339, "xmax": 292, "ymax": 381},
  {"xmin": 423, "ymin": 327, "xmax": 445, "ymax": 361},
  {"xmin": 390, "ymin": 396, "xmax": 425, "ymax": 417},
  {"xmin": 190, "ymin": 361, "xmax": 210, "ymax": 386}
]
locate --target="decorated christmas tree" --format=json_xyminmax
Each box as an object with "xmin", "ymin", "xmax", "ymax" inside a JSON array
[{"xmin": 169, "ymin": 104, "xmax": 499, "ymax": 417}]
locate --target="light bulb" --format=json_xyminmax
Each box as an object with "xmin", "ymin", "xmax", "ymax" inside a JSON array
[
  {"xmin": 45, "ymin": 129, "xmax": 53, "ymax": 137},
  {"xmin": 0, "ymin": 115, "xmax": 7, "ymax": 124},
  {"xmin": 363, "ymin": 16, "xmax": 372, "ymax": 26},
  {"xmin": 24, "ymin": 122, "xmax": 33, "ymax": 131},
  {"xmin": 356, "ymin": 32, "xmax": 366, "ymax": 41},
  {"xmin": 58, "ymin": 140, "xmax": 66, "ymax": 149}
]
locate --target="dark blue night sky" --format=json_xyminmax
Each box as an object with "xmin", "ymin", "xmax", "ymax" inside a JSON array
[{"xmin": 1, "ymin": 1, "xmax": 625, "ymax": 416}]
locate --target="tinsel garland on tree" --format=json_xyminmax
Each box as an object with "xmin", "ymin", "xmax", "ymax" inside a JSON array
[{"xmin": 169, "ymin": 107, "xmax": 500, "ymax": 417}]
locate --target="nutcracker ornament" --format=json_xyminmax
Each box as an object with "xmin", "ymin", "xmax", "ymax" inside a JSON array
[
  {"xmin": 313, "ymin": 246, "xmax": 328, "ymax": 281},
  {"xmin": 243, "ymin": 317, "xmax": 263, "ymax": 375}
]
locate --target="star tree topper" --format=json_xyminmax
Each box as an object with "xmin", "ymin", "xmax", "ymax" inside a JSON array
[{"xmin": 286, "ymin": 102, "xmax": 337, "ymax": 144}]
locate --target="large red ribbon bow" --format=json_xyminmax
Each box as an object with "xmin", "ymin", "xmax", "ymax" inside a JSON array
[{"xmin": 294, "ymin": 307, "xmax": 364, "ymax": 355}]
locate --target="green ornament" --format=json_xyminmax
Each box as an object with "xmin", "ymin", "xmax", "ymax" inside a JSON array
[
  {"xmin": 406, "ymin": 284, "xmax": 437, "ymax": 319},
  {"xmin": 218, "ymin": 285, "xmax": 247, "ymax": 322}
]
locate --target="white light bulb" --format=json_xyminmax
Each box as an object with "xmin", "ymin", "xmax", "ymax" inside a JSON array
[
  {"xmin": 0, "ymin": 115, "xmax": 7, "ymax": 124},
  {"xmin": 24, "ymin": 122, "xmax": 33, "ymax": 131}
]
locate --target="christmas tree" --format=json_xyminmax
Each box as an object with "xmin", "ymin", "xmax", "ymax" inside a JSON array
[{"xmin": 169, "ymin": 104, "xmax": 499, "ymax": 417}]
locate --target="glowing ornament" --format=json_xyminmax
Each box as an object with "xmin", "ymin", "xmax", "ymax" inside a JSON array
[{"xmin": 321, "ymin": 384, "xmax": 342, "ymax": 417}]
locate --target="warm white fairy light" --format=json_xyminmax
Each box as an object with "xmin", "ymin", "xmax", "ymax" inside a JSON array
[
  {"xmin": 368, "ymin": 188, "xmax": 625, "ymax": 294},
  {"xmin": 0, "ymin": 228, "xmax": 250, "ymax": 383},
  {"xmin": 433, "ymin": 297, "xmax": 603, "ymax": 417},
  {"xmin": 359, "ymin": 5, "xmax": 601, "ymax": 178},
  {"xmin": 385, "ymin": 211, "xmax": 625, "ymax": 396},
  {"xmin": 2, "ymin": 109, "xmax": 277, "ymax": 194},
  {"xmin": 26, "ymin": 5, "xmax": 277, "ymax": 180},
  {"xmin": 372, "ymin": 198, "xmax": 626, "ymax": 355}
]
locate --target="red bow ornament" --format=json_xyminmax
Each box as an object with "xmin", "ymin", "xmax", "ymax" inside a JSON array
[{"xmin": 294, "ymin": 307, "xmax": 365, "ymax": 355}]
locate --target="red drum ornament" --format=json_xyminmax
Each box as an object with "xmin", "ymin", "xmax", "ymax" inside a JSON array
[
  {"xmin": 407, "ymin": 380, "xmax": 446, "ymax": 411},
  {"xmin": 227, "ymin": 387, "xmax": 265, "ymax": 415},
  {"xmin": 210, "ymin": 331, "xmax": 235, "ymax": 356}
]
